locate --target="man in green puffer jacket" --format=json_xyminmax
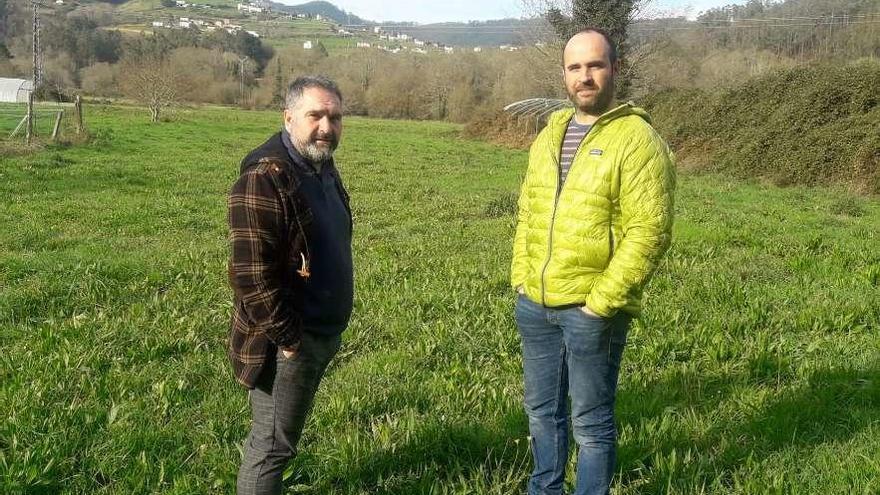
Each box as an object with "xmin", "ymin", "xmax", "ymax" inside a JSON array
[{"xmin": 511, "ymin": 29, "xmax": 675, "ymax": 495}]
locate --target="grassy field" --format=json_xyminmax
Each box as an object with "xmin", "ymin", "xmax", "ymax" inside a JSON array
[{"xmin": 1, "ymin": 104, "xmax": 878, "ymax": 494}]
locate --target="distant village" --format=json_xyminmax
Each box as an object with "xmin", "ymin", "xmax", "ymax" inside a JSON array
[
  {"xmin": 148, "ymin": 1, "xmax": 528, "ymax": 55},
  {"xmin": 149, "ymin": 1, "xmax": 312, "ymax": 38}
]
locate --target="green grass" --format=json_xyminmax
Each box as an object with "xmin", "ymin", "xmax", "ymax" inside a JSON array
[{"xmin": 1, "ymin": 104, "xmax": 878, "ymax": 494}]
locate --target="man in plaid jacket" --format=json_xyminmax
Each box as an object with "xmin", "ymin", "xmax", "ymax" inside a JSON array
[{"xmin": 228, "ymin": 75, "xmax": 352, "ymax": 495}]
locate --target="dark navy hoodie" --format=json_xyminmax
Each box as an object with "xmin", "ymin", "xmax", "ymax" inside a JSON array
[{"xmin": 282, "ymin": 128, "xmax": 353, "ymax": 336}]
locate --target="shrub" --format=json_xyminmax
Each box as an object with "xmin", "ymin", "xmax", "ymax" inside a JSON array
[{"xmin": 642, "ymin": 60, "xmax": 880, "ymax": 194}]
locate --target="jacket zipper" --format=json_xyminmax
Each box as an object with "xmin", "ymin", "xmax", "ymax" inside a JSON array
[
  {"xmin": 539, "ymin": 120, "xmax": 594, "ymax": 306},
  {"xmin": 609, "ymin": 223, "xmax": 615, "ymax": 258}
]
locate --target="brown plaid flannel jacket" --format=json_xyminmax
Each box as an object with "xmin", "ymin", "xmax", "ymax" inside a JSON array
[{"xmin": 227, "ymin": 133, "xmax": 350, "ymax": 388}]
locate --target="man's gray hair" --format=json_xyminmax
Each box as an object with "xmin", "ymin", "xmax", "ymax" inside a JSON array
[{"xmin": 284, "ymin": 75, "xmax": 343, "ymax": 110}]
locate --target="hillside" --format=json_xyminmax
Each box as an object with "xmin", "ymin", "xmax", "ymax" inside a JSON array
[
  {"xmin": 270, "ymin": 0, "xmax": 368, "ymax": 26},
  {"xmin": 700, "ymin": 0, "xmax": 880, "ymax": 19},
  {"xmin": 387, "ymin": 18, "xmax": 542, "ymax": 48},
  {"xmin": 75, "ymin": 0, "xmax": 533, "ymax": 47},
  {"xmin": 643, "ymin": 60, "xmax": 880, "ymax": 193}
]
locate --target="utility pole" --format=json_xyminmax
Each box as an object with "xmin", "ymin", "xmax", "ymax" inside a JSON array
[
  {"xmin": 35, "ymin": 3, "xmax": 43, "ymax": 86},
  {"xmin": 238, "ymin": 56, "xmax": 249, "ymax": 106},
  {"xmin": 32, "ymin": 2, "xmax": 38, "ymax": 87},
  {"xmin": 27, "ymin": 0, "xmax": 41, "ymax": 145}
]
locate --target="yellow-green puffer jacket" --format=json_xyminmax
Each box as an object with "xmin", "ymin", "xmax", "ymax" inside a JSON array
[{"xmin": 511, "ymin": 103, "xmax": 676, "ymax": 317}]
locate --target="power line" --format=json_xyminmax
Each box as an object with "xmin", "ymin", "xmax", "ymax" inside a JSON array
[{"xmin": 689, "ymin": 12, "xmax": 880, "ymax": 23}]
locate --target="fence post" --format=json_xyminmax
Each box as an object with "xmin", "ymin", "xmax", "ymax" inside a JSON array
[
  {"xmin": 26, "ymin": 91, "xmax": 34, "ymax": 145},
  {"xmin": 10, "ymin": 115, "xmax": 27, "ymax": 138},
  {"xmin": 51, "ymin": 110, "xmax": 63, "ymax": 142},
  {"xmin": 74, "ymin": 95, "xmax": 84, "ymax": 134}
]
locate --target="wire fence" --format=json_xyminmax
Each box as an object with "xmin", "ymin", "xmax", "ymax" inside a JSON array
[{"xmin": 0, "ymin": 102, "xmax": 71, "ymax": 141}]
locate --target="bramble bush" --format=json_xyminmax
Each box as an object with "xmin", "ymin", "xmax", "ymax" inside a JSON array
[{"xmin": 642, "ymin": 60, "xmax": 880, "ymax": 193}]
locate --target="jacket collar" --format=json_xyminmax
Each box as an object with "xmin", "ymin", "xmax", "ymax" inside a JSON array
[{"xmin": 544, "ymin": 102, "xmax": 651, "ymax": 157}]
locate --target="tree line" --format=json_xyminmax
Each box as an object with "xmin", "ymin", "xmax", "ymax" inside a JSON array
[{"xmin": 1, "ymin": 0, "xmax": 877, "ymax": 125}]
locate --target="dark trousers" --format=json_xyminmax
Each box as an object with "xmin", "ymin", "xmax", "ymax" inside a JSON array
[{"xmin": 237, "ymin": 332, "xmax": 341, "ymax": 495}]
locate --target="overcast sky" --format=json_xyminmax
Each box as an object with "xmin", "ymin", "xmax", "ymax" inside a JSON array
[{"xmin": 280, "ymin": 0, "xmax": 748, "ymax": 24}]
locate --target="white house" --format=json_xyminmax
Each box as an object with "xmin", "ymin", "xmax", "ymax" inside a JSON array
[
  {"xmin": 179, "ymin": 20, "xmax": 192, "ymax": 28},
  {"xmin": 303, "ymin": 40, "xmax": 313, "ymax": 50},
  {"xmin": 444, "ymin": 46, "xmax": 454, "ymax": 54},
  {"xmin": 356, "ymin": 42, "xmax": 371, "ymax": 48},
  {"xmin": 414, "ymin": 39, "xmax": 424, "ymax": 46},
  {"xmin": 473, "ymin": 46, "xmax": 482, "ymax": 52},
  {"xmin": 237, "ymin": 3, "xmax": 263, "ymax": 13},
  {"xmin": 373, "ymin": 26, "xmax": 382, "ymax": 34},
  {"xmin": 0, "ymin": 78, "xmax": 34, "ymax": 103}
]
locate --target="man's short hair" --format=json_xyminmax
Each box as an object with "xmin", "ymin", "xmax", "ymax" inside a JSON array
[
  {"xmin": 564, "ymin": 28, "xmax": 618, "ymax": 65},
  {"xmin": 284, "ymin": 75, "xmax": 343, "ymax": 110}
]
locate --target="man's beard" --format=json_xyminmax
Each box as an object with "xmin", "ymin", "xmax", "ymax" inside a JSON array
[
  {"xmin": 568, "ymin": 84, "xmax": 614, "ymax": 116},
  {"xmin": 293, "ymin": 134, "xmax": 337, "ymax": 163}
]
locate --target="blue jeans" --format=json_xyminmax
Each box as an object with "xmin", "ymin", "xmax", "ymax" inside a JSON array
[{"xmin": 515, "ymin": 294, "xmax": 631, "ymax": 495}]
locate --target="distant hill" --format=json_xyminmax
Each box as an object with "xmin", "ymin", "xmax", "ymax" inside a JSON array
[
  {"xmin": 269, "ymin": 1, "xmax": 368, "ymax": 26},
  {"xmin": 69, "ymin": 0, "xmax": 538, "ymax": 47},
  {"xmin": 268, "ymin": 2, "xmax": 541, "ymax": 47},
  {"xmin": 698, "ymin": 0, "xmax": 879, "ymax": 20},
  {"xmin": 384, "ymin": 18, "xmax": 545, "ymax": 48}
]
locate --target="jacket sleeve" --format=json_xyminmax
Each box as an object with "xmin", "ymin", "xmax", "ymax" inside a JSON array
[
  {"xmin": 585, "ymin": 131, "xmax": 676, "ymax": 317},
  {"xmin": 511, "ymin": 149, "xmax": 535, "ymax": 289},
  {"xmin": 228, "ymin": 166, "xmax": 302, "ymax": 348}
]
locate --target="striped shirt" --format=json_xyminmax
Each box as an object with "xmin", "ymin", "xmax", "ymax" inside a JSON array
[{"xmin": 559, "ymin": 119, "xmax": 592, "ymax": 185}]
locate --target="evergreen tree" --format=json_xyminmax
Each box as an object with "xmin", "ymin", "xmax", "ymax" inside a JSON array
[{"xmin": 546, "ymin": 0, "xmax": 642, "ymax": 98}]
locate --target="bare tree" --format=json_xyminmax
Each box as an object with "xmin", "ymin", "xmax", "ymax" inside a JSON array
[{"xmin": 119, "ymin": 56, "xmax": 178, "ymax": 123}]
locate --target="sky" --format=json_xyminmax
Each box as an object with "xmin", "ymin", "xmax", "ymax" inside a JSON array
[{"xmin": 282, "ymin": 0, "xmax": 750, "ymax": 24}]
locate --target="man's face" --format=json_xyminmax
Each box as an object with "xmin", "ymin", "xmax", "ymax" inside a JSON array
[
  {"xmin": 283, "ymin": 87, "xmax": 343, "ymax": 163},
  {"xmin": 562, "ymin": 32, "xmax": 617, "ymax": 117}
]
